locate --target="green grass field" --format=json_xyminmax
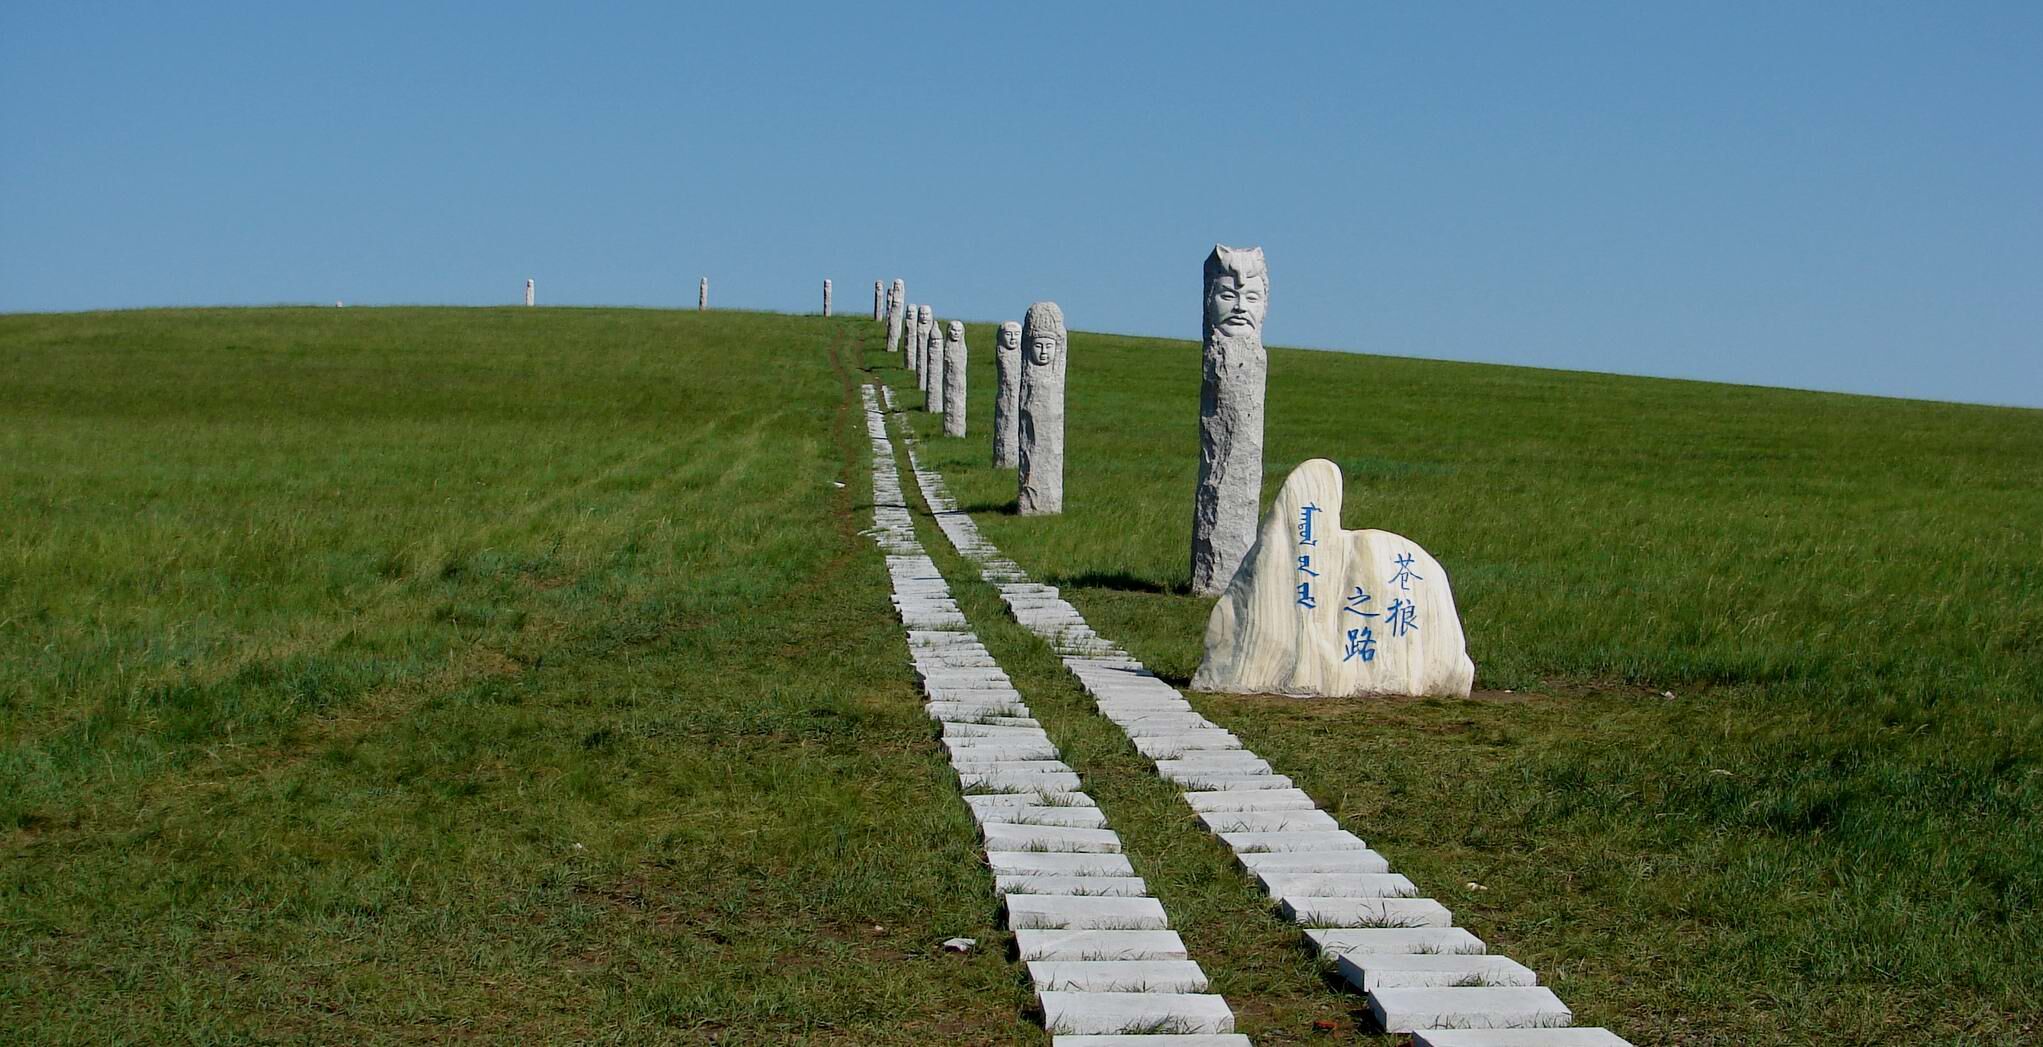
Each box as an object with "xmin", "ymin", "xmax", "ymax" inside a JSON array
[{"xmin": 2, "ymin": 306, "xmax": 2037, "ymax": 1043}]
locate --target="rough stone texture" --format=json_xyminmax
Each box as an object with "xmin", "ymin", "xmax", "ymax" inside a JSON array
[
  {"xmin": 943, "ymin": 321, "xmax": 967, "ymax": 436},
  {"xmin": 886, "ymin": 280, "xmax": 905, "ymax": 352},
  {"xmin": 1367, "ymin": 986, "xmax": 1571, "ymax": 1033},
  {"xmin": 875, "ymin": 280, "xmax": 884, "ymax": 321},
  {"xmin": 987, "ymin": 852, "xmax": 1137, "ymax": 877},
  {"xmin": 1040, "ymin": 992, "xmax": 1234, "ymax": 1036},
  {"xmin": 823, "ymin": 279, "xmax": 831, "ymax": 316},
  {"xmin": 993, "ymin": 320, "xmax": 1023, "ymax": 467},
  {"xmin": 1191, "ymin": 458, "xmax": 1475, "ymax": 698},
  {"xmin": 1006, "ymin": 895, "xmax": 1168, "ymax": 930},
  {"xmin": 1028, "ymin": 959, "xmax": 1208, "ymax": 993},
  {"xmin": 916, "ymin": 305, "xmax": 934, "ymax": 381},
  {"xmin": 1018, "ymin": 301, "xmax": 1068, "ymax": 515},
  {"xmin": 1277, "ymin": 896, "xmax": 1453, "ymax": 927},
  {"xmin": 1303, "ymin": 927, "xmax": 1487, "ymax": 956},
  {"xmin": 1334, "ymin": 952, "xmax": 1537, "ymax": 991},
  {"xmin": 1240, "ymin": 851, "xmax": 1392, "ymax": 874},
  {"xmin": 983, "ymin": 824, "xmax": 1123, "ymax": 854},
  {"xmin": 925, "ymin": 316, "xmax": 946, "ymax": 414},
  {"xmin": 1411, "ymin": 1031, "xmax": 1633, "ymax": 1047},
  {"xmin": 997, "ymin": 875, "xmax": 1150, "ymax": 897},
  {"xmin": 1190, "ymin": 245, "xmax": 1269, "ymax": 595},
  {"xmin": 1014, "ymin": 929, "xmax": 1187, "ymax": 961},
  {"xmin": 698, "ymin": 277, "xmax": 708, "ymax": 311},
  {"xmin": 523, "ymin": 278, "xmax": 534, "ymax": 307}
]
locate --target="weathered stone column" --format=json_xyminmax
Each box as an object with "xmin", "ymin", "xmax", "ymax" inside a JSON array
[
  {"xmin": 924, "ymin": 314, "xmax": 945, "ymax": 413},
  {"xmin": 904, "ymin": 304, "xmax": 919, "ymax": 372},
  {"xmin": 699, "ymin": 277, "xmax": 708, "ymax": 311},
  {"xmin": 993, "ymin": 321, "xmax": 1022, "ymax": 468},
  {"xmin": 943, "ymin": 321, "xmax": 967, "ymax": 437},
  {"xmin": 1018, "ymin": 301, "xmax": 1067, "ymax": 515},
  {"xmin": 1190, "ymin": 245, "xmax": 1270, "ymax": 595},
  {"xmin": 874, "ymin": 280, "xmax": 884, "ymax": 321},
  {"xmin": 823, "ymin": 279, "xmax": 832, "ymax": 316},
  {"xmin": 886, "ymin": 280, "xmax": 905, "ymax": 352},
  {"xmin": 524, "ymin": 279, "xmax": 534, "ymax": 307},
  {"xmin": 915, "ymin": 305, "xmax": 933, "ymax": 384}
]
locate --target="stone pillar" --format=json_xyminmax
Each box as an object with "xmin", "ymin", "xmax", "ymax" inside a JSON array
[
  {"xmin": 943, "ymin": 321, "xmax": 967, "ymax": 437},
  {"xmin": 1190, "ymin": 245, "xmax": 1270, "ymax": 596},
  {"xmin": 524, "ymin": 279, "xmax": 534, "ymax": 307},
  {"xmin": 915, "ymin": 305, "xmax": 933, "ymax": 383},
  {"xmin": 1018, "ymin": 301, "xmax": 1067, "ymax": 515},
  {"xmin": 699, "ymin": 277, "xmax": 708, "ymax": 311},
  {"xmin": 992, "ymin": 321, "xmax": 1022, "ymax": 468},
  {"xmin": 874, "ymin": 281, "xmax": 884, "ymax": 322},
  {"xmin": 926, "ymin": 315, "xmax": 946, "ymax": 415},
  {"xmin": 886, "ymin": 280, "xmax": 905, "ymax": 352},
  {"xmin": 823, "ymin": 279, "xmax": 832, "ymax": 316},
  {"xmin": 905, "ymin": 303, "xmax": 919, "ymax": 372}
]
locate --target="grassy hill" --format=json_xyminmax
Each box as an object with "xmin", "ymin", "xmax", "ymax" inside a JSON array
[{"xmin": 2, "ymin": 306, "xmax": 2037, "ymax": 1043}]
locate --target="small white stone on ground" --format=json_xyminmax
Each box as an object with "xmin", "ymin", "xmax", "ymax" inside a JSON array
[
  {"xmin": 1039, "ymin": 991, "xmax": 1235, "ymax": 1036},
  {"xmin": 1006, "ymin": 895, "xmax": 1168, "ymax": 930},
  {"xmin": 1334, "ymin": 952, "xmax": 1537, "ymax": 991},
  {"xmin": 1368, "ymin": 986, "xmax": 1571, "ymax": 1033},
  {"xmin": 941, "ymin": 936, "xmax": 976, "ymax": 953},
  {"xmin": 1013, "ymin": 929, "xmax": 1187, "ymax": 961},
  {"xmin": 1028, "ymin": 959, "xmax": 1209, "ymax": 993}
]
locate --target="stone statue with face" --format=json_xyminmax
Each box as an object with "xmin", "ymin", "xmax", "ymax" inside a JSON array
[
  {"xmin": 992, "ymin": 320, "xmax": 1023, "ymax": 468},
  {"xmin": 886, "ymin": 280, "xmax": 905, "ymax": 352},
  {"xmin": 1190, "ymin": 244, "xmax": 1270, "ymax": 595},
  {"xmin": 942, "ymin": 320, "xmax": 967, "ymax": 437},
  {"xmin": 915, "ymin": 305, "xmax": 934, "ymax": 384},
  {"xmin": 1017, "ymin": 302, "xmax": 1067, "ymax": 515},
  {"xmin": 924, "ymin": 313, "xmax": 946, "ymax": 414}
]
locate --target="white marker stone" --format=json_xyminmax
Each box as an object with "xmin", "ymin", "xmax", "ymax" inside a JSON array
[
  {"xmin": 1335, "ymin": 952, "xmax": 1537, "ymax": 991},
  {"xmin": 1013, "ymin": 929, "xmax": 1186, "ymax": 961},
  {"xmin": 1040, "ymin": 992, "xmax": 1234, "ymax": 1037},
  {"xmin": 1006, "ymin": 895, "xmax": 1168, "ymax": 930},
  {"xmin": 886, "ymin": 280, "xmax": 905, "ymax": 352},
  {"xmin": 993, "ymin": 320, "xmax": 1023, "ymax": 467},
  {"xmin": 974, "ymin": 806, "xmax": 1109, "ymax": 828},
  {"xmin": 997, "ymin": 875, "xmax": 1150, "ymax": 897},
  {"xmin": 1018, "ymin": 301, "xmax": 1067, "ymax": 514},
  {"xmin": 524, "ymin": 278, "xmax": 534, "ymax": 307},
  {"xmin": 1278, "ymin": 896, "xmax": 1453, "ymax": 927},
  {"xmin": 1254, "ymin": 872, "xmax": 1416, "ymax": 899},
  {"xmin": 1028, "ymin": 959, "xmax": 1209, "ymax": 993},
  {"xmin": 982, "ymin": 824, "xmax": 1124, "ymax": 854},
  {"xmin": 1241, "ymin": 850, "xmax": 1393, "ymax": 875},
  {"xmin": 698, "ymin": 277, "xmax": 708, "ymax": 311},
  {"xmin": 1368, "ymin": 987, "xmax": 1572, "ymax": 1033},
  {"xmin": 1190, "ymin": 245, "xmax": 1269, "ymax": 595},
  {"xmin": 1304, "ymin": 927, "xmax": 1487, "ymax": 956},
  {"xmin": 943, "ymin": 320, "xmax": 967, "ymax": 436},
  {"xmin": 1192, "ymin": 458, "xmax": 1476, "ymax": 698},
  {"xmin": 1221, "ymin": 829, "xmax": 1366, "ymax": 853},
  {"xmin": 987, "ymin": 852, "xmax": 1137, "ymax": 877},
  {"xmin": 1182, "ymin": 789, "xmax": 1320, "ymax": 813},
  {"xmin": 1196, "ymin": 809, "xmax": 1338, "ymax": 833},
  {"xmin": 1412, "ymin": 1030, "xmax": 1634, "ymax": 1047},
  {"xmin": 823, "ymin": 278, "xmax": 831, "ymax": 316}
]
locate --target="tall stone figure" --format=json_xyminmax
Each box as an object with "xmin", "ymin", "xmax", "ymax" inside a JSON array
[
  {"xmin": 874, "ymin": 280, "xmax": 884, "ymax": 322},
  {"xmin": 823, "ymin": 279, "xmax": 832, "ymax": 316},
  {"xmin": 905, "ymin": 304, "xmax": 919, "ymax": 372},
  {"xmin": 923, "ymin": 313, "xmax": 945, "ymax": 413},
  {"xmin": 992, "ymin": 321, "xmax": 1023, "ymax": 468},
  {"xmin": 943, "ymin": 321, "xmax": 968, "ymax": 437},
  {"xmin": 699, "ymin": 277, "xmax": 709, "ymax": 311},
  {"xmin": 524, "ymin": 279, "xmax": 534, "ymax": 307},
  {"xmin": 886, "ymin": 280, "xmax": 905, "ymax": 352},
  {"xmin": 915, "ymin": 305, "xmax": 934, "ymax": 385},
  {"xmin": 1017, "ymin": 302, "xmax": 1067, "ymax": 515},
  {"xmin": 1190, "ymin": 245, "xmax": 1270, "ymax": 595}
]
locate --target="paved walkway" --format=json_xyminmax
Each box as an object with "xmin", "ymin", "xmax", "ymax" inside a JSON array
[
  {"xmin": 862, "ymin": 385, "xmax": 1251, "ymax": 1046},
  {"xmin": 890, "ymin": 398, "xmax": 1632, "ymax": 1046}
]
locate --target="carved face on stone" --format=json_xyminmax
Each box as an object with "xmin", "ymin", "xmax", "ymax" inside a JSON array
[
  {"xmin": 998, "ymin": 322, "xmax": 1021, "ymax": 351},
  {"xmin": 918, "ymin": 305, "xmax": 932, "ymax": 323},
  {"xmin": 1028, "ymin": 331, "xmax": 1060, "ymax": 366},
  {"xmin": 1203, "ymin": 245, "xmax": 1269, "ymax": 336}
]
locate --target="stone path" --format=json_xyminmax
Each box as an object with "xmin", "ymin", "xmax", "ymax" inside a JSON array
[
  {"xmin": 889, "ymin": 410, "xmax": 1632, "ymax": 1045},
  {"xmin": 862, "ymin": 385, "xmax": 1250, "ymax": 1046}
]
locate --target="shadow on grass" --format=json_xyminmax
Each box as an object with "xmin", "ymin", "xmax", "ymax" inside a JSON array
[
  {"xmin": 1048, "ymin": 570, "xmax": 1191, "ymax": 597},
  {"xmin": 962, "ymin": 498, "xmax": 1020, "ymax": 515}
]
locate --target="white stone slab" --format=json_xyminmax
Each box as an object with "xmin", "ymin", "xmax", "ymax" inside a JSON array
[
  {"xmin": 973, "ymin": 805, "xmax": 1110, "ymax": 828},
  {"xmin": 1222, "ymin": 830, "xmax": 1365, "ymax": 853},
  {"xmin": 927, "ymin": 702, "xmax": 1032, "ymax": 720},
  {"xmin": 1040, "ymin": 991, "xmax": 1234, "ymax": 1036},
  {"xmin": 1053, "ymin": 1037, "xmax": 1251, "ymax": 1047},
  {"xmin": 1411, "ymin": 1031, "xmax": 1633, "ymax": 1047},
  {"xmin": 1165, "ymin": 773, "xmax": 1295, "ymax": 790},
  {"xmin": 966, "ymin": 792, "xmax": 1095, "ymax": 810},
  {"xmin": 947, "ymin": 740, "xmax": 1060, "ymax": 761},
  {"xmin": 1182, "ymin": 789, "xmax": 1319, "ymax": 812},
  {"xmin": 954, "ymin": 758, "xmax": 1072, "ymax": 772},
  {"xmin": 1131, "ymin": 733, "xmax": 1243, "ymax": 759},
  {"xmin": 1305, "ymin": 927, "xmax": 1487, "ymax": 956},
  {"xmin": 1279, "ymin": 896, "xmax": 1453, "ymax": 927},
  {"xmin": 1007, "ymin": 895, "xmax": 1168, "ymax": 930},
  {"xmin": 1014, "ymin": 929, "xmax": 1187, "ymax": 961},
  {"xmin": 1335, "ymin": 952, "xmax": 1537, "ymax": 991},
  {"xmin": 1255, "ymin": 872, "xmax": 1416, "ymax": 898},
  {"xmin": 1239, "ymin": 849, "xmax": 1391, "ymax": 874},
  {"xmin": 983, "ymin": 824, "xmax": 1124, "ymax": 853},
  {"xmin": 963, "ymin": 771, "xmax": 1084, "ymax": 792},
  {"xmin": 1369, "ymin": 987, "xmax": 1571, "ymax": 1032},
  {"xmin": 1109, "ymin": 714, "xmax": 1207, "ymax": 734},
  {"xmin": 942, "ymin": 722, "xmax": 1051, "ymax": 739},
  {"xmin": 997, "ymin": 875, "xmax": 1150, "ymax": 897},
  {"xmin": 1197, "ymin": 809, "xmax": 1337, "ymax": 833},
  {"xmin": 988, "ymin": 852, "xmax": 1138, "ymax": 877},
  {"xmin": 1028, "ymin": 959, "xmax": 1209, "ymax": 993}
]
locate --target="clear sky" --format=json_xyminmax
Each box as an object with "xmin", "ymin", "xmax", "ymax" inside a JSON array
[{"xmin": 4, "ymin": 2, "xmax": 2039, "ymax": 407}]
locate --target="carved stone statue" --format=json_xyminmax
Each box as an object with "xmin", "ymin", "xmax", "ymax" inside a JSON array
[
  {"xmin": 823, "ymin": 279, "xmax": 832, "ymax": 316},
  {"xmin": 943, "ymin": 321, "xmax": 967, "ymax": 437},
  {"xmin": 1018, "ymin": 302, "xmax": 1067, "ymax": 515},
  {"xmin": 992, "ymin": 320, "xmax": 1023, "ymax": 468},
  {"xmin": 906, "ymin": 303, "xmax": 920, "ymax": 371},
  {"xmin": 924, "ymin": 314, "xmax": 945, "ymax": 413},
  {"xmin": 524, "ymin": 279, "xmax": 534, "ymax": 307},
  {"xmin": 1190, "ymin": 244, "xmax": 1269, "ymax": 595},
  {"xmin": 886, "ymin": 280, "xmax": 905, "ymax": 352},
  {"xmin": 699, "ymin": 277, "xmax": 708, "ymax": 311},
  {"xmin": 915, "ymin": 305, "xmax": 934, "ymax": 382},
  {"xmin": 874, "ymin": 280, "xmax": 884, "ymax": 322}
]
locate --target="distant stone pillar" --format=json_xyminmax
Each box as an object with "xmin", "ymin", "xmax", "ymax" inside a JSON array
[
  {"xmin": 904, "ymin": 303, "xmax": 919, "ymax": 371},
  {"xmin": 1190, "ymin": 245, "xmax": 1270, "ymax": 595},
  {"xmin": 926, "ymin": 316, "xmax": 947, "ymax": 415},
  {"xmin": 886, "ymin": 281, "xmax": 905, "ymax": 352},
  {"xmin": 823, "ymin": 279, "xmax": 832, "ymax": 316},
  {"xmin": 1018, "ymin": 302, "xmax": 1067, "ymax": 515},
  {"xmin": 699, "ymin": 277, "xmax": 708, "ymax": 311},
  {"xmin": 943, "ymin": 321, "xmax": 967, "ymax": 437},
  {"xmin": 874, "ymin": 281, "xmax": 884, "ymax": 322},
  {"xmin": 524, "ymin": 279, "xmax": 534, "ymax": 307},
  {"xmin": 915, "ymin": 305, "xmax": 933, "ymax": 383},
  {"xmin": 993, "ymin": 321, "xmax": 1022, "ymax": 468}
]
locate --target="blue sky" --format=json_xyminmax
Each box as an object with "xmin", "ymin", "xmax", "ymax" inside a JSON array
[{"xmin": 3, "ymin": 2, "xmax": 2039, "ymax": 407}]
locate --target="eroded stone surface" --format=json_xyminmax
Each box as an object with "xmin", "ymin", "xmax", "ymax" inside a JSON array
[
  {"xmin": 699, "ymin": 276, "xmax": 708, "ymax": 311},
  {"xmin": 1192, "ymin": 459, "xmax": 1475, "ymax": 698},
  {"xmin": 943, "ymin": 320, "xmax": 967, "ymax": 436},
  {"xmin": 875, "ymin": 279, "xmax": 884, "ymax": 322},
  {"xmin": 1018, "ymin": 301, "xmax": 1067, "ymax": 515},
  {"xmin": 1190, "ymin": 245, "xmax": 1269, "ymax": 595},
  {"xmin": 523, "ymin": 278, "xmax": 534, "ymax": 306},
  {"xmin": 993, "ymin": 320, "xmax": 1023, "ymax": 467},
  {"xmin": 925, "ymin": 315, "xmax": 946, "ymax": 413},
  {"xmin": 916, "ymin": 304, "xmax": 934, "ymax": 379},
  {"xmin": 886, "ymin": 280, "xmax": 905, "ymax": 352}
]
